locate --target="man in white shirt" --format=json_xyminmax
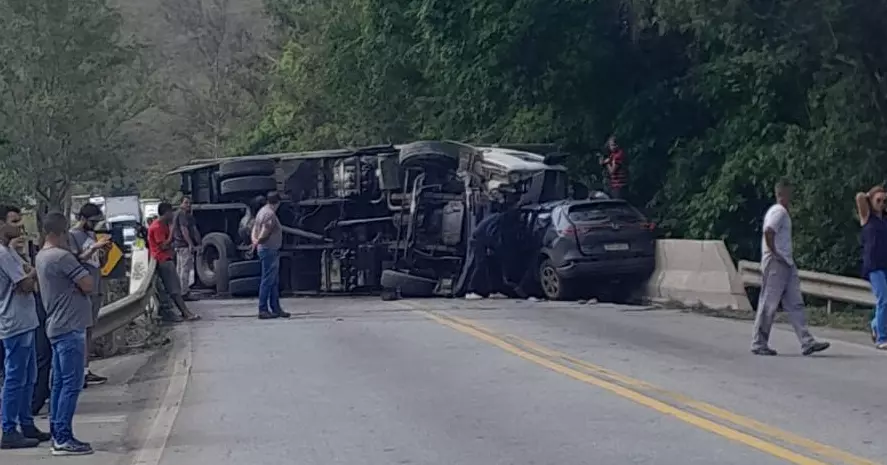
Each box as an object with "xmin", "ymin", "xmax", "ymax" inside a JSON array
[{"xmin": 751, "ymin": 179, "xmax": 830, "ymax": 356}]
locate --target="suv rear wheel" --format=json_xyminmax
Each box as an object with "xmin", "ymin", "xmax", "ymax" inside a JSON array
[{"xmin": 539, "ymin": 258, "xmax": 575, "ymax": 301}]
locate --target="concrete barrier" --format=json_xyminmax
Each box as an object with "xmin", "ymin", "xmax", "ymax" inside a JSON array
[{"xmin": 645, "ymin": 239, "xmax": 753, "ymax": 311}]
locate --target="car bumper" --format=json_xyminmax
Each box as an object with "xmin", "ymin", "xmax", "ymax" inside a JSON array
[{"xmin": 555, "ymin": 256, "xmax": 655, "ymax": 280}]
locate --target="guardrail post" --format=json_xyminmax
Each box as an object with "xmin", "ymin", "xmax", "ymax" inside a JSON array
[{"xmin": 826, "ymin": 299, "xmax": 832, "ymax": 316}]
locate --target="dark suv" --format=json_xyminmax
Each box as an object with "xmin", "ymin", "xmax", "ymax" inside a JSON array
[{"xmin": 515, "ymin": 198, "xmax": 657, "ymax": 301}]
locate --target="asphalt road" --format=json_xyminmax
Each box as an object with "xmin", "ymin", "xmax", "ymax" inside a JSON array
[{"xmin": 145, "ymin": 297, "xmax": 886, "ymax": 465}]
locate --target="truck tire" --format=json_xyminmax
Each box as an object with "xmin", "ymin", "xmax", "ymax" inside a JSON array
[
  {"xmin": 380, "ymin": 269, "xmax": 437, "ymax": 297},
  {"xmin": 398, "ymin": 141, "xmax": 460, "ymax": 171},
  {"xmin": 197, "ymin": 232, "xmax": 236, "ymax": 292},
  {"xmin": 229, "ymin": 276, "xmax": 261, "ymax": 297},
  {"xmin": 229, "ymin": 260, "xmax": 261, "ymax": 280},
  {"xmin": 219, "ymin": 159, "xmax": 276, "ymax": 180},
  {"xmin": 220, "ymin": 176, "xmax": 277, "ymax": 199}
]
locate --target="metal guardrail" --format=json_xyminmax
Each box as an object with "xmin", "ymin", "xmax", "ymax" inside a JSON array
[
  {"xmin": 737, "ymin": 260, "xmax": 874, "ymax": 311},
  {"xmin": 93, "ymin": 258, "xmax": 157, "ymax": 339}
]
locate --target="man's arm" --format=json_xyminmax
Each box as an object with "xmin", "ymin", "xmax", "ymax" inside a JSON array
[
  {"xmin": 151, "ymin": 225, "xmax": 173, "ymax": 250},
  {"xmin": 58, "ymin": 252, "xmax": 94, "ymax": 294},
  {"xmin": 72, "ymin": 233, "xmax": 107, "ymax": 262},
  {"xmin": 175, "ymin": 213, "xmax": 196, "ymax": 248},
  {"xmin": 0, "ymin": 247, "xmax": 35, "ymax": 293},
  {"xmin": 762, "ymin": 209, "xmax": 787, "ymax": 263},
  {"xmin": 252, "ymin": 216, "xmax": 271, "ymax": 245},
  {"xmin": 856, "ymin": 192, "xmax": 871, "ymax": 226}
]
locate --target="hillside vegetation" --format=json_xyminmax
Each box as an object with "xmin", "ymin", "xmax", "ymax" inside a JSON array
[{"xmin": 243, "ymin": 0, "xmax": 887, "ymax": 275}]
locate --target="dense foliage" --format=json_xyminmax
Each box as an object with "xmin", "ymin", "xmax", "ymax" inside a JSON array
[
  {"xmin": 238, "ymin": 0, "xmax": 887, "ymax": 274},
  {"xmin": 0, "ymin": 0, "xmax": 150, "ymax": 223}
]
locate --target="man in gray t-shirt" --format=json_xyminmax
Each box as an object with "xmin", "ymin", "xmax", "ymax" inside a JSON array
[
  {"xmin": 0, "ymin": 227, "xmax": 46, "ymax": 449},
  {"xmin": 171, "ymin": 196, "xmax": 200, "ymax": 300},
  {"xmin": 35, "ymin": 211, "xmax": 96, "ymax": 454},
  {"xmin": 36, "ymin": 248, "xmax": 93, "ymax": 340},
  {"xmin": 68, "ymin": 203, "xmax": 110, "ymax": 387},
  {"xmin": 250, "ymin": 192, "xmax": 288, "ymax": 319}
]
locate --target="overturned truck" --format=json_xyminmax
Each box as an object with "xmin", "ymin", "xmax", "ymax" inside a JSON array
[{"xmin": 169, "ymin": 141, "xmax": 581, "ymax": 298}]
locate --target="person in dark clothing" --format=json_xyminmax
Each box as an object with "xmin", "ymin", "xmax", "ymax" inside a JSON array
[
  {"xmin": 31, "ymin": 294, "xmax": 51, "ymax": 416},
  {"xmin": 600, "ymin": 136, "xmax": 628, "ymax": 199},
  {"xmin": 461, "ymin": 201, "xmax": 523, "ymax": 300},
  {"xmin": 855, "ymin": 185, "xmax": 887, "ymax": 349}
]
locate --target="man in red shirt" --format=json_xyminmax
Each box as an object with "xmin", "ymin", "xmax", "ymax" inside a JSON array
[
  {"xmin": 600, "ymin": 136, "xmax": 628, "ymax": 199},
  {"xmin": 148, "ymin": 203, "xmax": 199, "ymax": 321}
]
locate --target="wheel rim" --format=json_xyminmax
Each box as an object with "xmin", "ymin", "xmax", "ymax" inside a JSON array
[
  {"xmin": 202, "ymin": 245, "xmax": 219, "ymax": 274},
  {"xmin": 540, "ymin": 265, "xmax": 559, "ymax": 298}
]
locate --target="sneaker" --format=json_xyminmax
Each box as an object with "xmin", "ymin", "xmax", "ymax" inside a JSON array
[
  {"xmin": 802, "ymin": 341, "xmax": 831, "ymax": 356},
  {"xmin": 85, "ymin": 371, "xmax": 108, "ymax": 386},
  {"xmin": 21, "ymin": 425, "xmax": 51, "ymax": 442},
  {"xmin": 465, "ymin": 293, "xmax": 484, "ymax": 300},
  {"xmin": 51, "ymin": 439, "xmax": 94, "ymax": 456},
  {"xmin": 258, "ymin": 311, "xmax": 278, "ymax": 320},
  {"xmin": 273, "ymin": 310, "xmax": 291, "ymax": 319},
  {"xmin": 876, "ymin": 342, "xmax": 887, "ymax": 350},
  {"xmin": 0, "ymin": 431, "xmax": 40, "ymax": 449},
  {"xmin": 751, "ymin": 347, "xmax": 778, "ymax": 356}
]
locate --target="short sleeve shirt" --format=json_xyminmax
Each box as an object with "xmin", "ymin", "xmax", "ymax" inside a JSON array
[
  {"xmin": 36, "ymin": 247, "xmax": 93, "ymax": 339},
  {"xmin": 172, "ymin": 210, "xmax": 198, "ymax": 249},
  {"xmin": 68, "ymin": 228, "xmax": 102, "ymax": 295},
  {"xmin": 148, "ymin": 220, "xmax": 174, "ymax": 262},
  {"xmin": 0, "ymin": 245, "xmax": 38, "ymax": 340},
  {"xmin": 253, "ymin": 205, "xmax": 282, "ymax": 250},
  {"xmin": 761, "ymin": 204, "xmax": 794, "ymax": 268}
]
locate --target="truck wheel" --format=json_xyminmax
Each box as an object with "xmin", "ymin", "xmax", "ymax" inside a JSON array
[
  {"xmin": 538, "ymin": 259, "xmax": 575, "ymax": 301},
  {"xmin": 229, "ymin": 276, "xmax": 261, "ymax": 297},
  {"xmin": 219, "ymin": 159, "xmax": 276, "ymax": 180},
  {"xmin": 220, "ymin": 176, "xmax": 278, "ymax": 199},
  {"xmin": 229, "ymin": 260, "xmax": 261, "ymax": 280},
  {"xmin": 197, "ymin": 233, "xmax": 236, "ymax": 292},
  {"xmin": 380, "ymin": 270, "xmax": 438, "ymax": 297},
  {"xmin": 398, "ymin": 141, "xmax": 460, "ymax": 171}
]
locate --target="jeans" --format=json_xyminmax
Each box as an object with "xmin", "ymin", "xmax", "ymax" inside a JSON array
[
  {"xmin": 870, "ymin": 270, "xmax": 887, "ymax": 344},
  {"xmin": 258, "ymin": 247, "xmax": 281, "ymax": 314},
  {"xmin": 1, "ymin": 330, "xmax": 37, "ymax": 433},
  {"xmin": 50, "ymin": 329, "xmax": 86, "ymax": 444}
]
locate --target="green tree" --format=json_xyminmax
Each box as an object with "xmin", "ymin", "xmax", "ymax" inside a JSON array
[{"xmin": 0, "ymin": 0, "xmax": 151, "ymax": 224}]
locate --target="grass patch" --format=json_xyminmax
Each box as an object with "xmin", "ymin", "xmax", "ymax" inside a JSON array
[{"xmin": 658, "ymin": 300, "xmax": 871, "ymax": 332}]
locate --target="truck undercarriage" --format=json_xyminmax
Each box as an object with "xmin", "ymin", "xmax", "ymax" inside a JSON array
[{"xmin": 169, "ymin": 141, "xmax": 569, "ymax": 298}]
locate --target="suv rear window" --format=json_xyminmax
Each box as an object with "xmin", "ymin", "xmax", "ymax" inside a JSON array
[{"xmin": 568, "ymin": 202, "xmax": 644, "ymax": 223}]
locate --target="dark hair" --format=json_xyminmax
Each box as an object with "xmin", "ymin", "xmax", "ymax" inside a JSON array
[
  {"xmin": 0, "ymin": 224, "xmax": 21, "ymax": 243},
  {"xmin": 158, "ymin": 202, "xmax": 174, "ymax": 216},
  {"xmin": 79, "ymin": 203, "xmax": 102, "ymax": 219},
  {"xmin": 42, "ymin": 211, "xmax": 69, "ymax": 236},
  {"xmin": 266, "ymin": 191, "xmax": 281, "ymax": 205},
  {"xmin": 180, "ymin": 195, "xmax": 192, "ymax": 203},
  {"xmin": 1, "ymin": 205, "xmax": 21, "ymax": 221},
  {"xmin": 775, "ymin": 177, "xmax": 793, "ymax": 193}
]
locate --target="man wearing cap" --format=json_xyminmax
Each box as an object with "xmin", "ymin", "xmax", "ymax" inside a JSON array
[{"xmin": 67, "ymin": 203, "xmax": 111, "ymax": 388}]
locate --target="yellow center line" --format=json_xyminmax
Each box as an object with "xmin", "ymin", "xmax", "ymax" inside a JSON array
[
  {"xmin": 504, "ymin": 334, "xmax": 879, "ymax": 465},
  {"xmin": 405, "ymin": 304, "xmax": 876, "ymax": 465}
]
